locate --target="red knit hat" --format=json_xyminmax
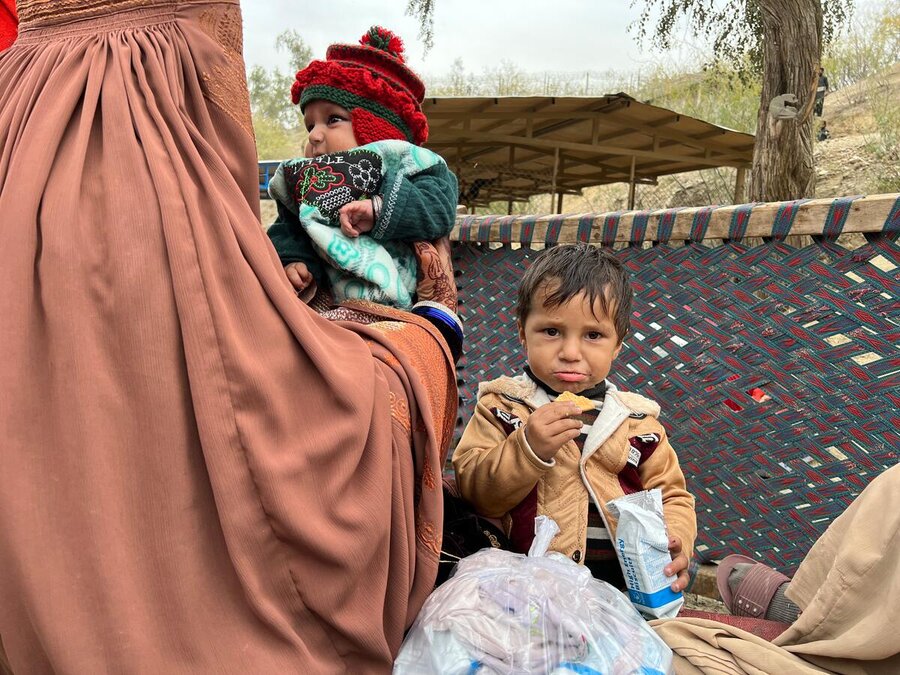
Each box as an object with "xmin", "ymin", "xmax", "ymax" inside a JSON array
[{"xmin": 291, "ymin": 26, "xmax": 428, "ymax": 146}]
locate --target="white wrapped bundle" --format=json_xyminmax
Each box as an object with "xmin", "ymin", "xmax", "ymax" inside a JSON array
[{"xmin": 394, "ymin": 517, "xmax": 673, "ymax": 675}]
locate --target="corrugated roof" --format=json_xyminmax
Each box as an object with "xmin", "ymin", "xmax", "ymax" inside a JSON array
[{"xmin": 422, "ymin": 93, "xmax": 755, "ymax": 206}]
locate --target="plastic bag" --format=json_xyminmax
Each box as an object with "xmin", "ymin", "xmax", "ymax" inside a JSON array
[{"xmin": 394, "ymin": 516, "xmax": 673, "ymax": 674}]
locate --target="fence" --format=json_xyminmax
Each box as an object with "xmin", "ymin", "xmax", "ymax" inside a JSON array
[{"xmin": 449, "ymin": 193, "xmax": 900, "ymax": 570}]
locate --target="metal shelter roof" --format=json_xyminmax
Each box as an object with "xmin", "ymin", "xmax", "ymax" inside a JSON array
[{"xmin": 421, "ymin": 93, "xmax": 755, "ymax": 207}]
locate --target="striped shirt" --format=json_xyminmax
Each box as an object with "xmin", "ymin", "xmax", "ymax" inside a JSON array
[{"xmin": 558, "ymin": 396, "xmax": 626, "ymax": 588}]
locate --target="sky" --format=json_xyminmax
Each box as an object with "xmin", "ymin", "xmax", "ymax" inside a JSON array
[
  {"xmin": 240, "ymin": 0, "xmax": 675, "ymax": 80},
  {"xmin": 241, "ymin": 0, "xmax": 885, "ymax": 83}
]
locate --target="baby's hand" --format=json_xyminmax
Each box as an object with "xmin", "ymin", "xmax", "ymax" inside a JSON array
[
  {"xmin": 284, "ymin": 262, "xmax": 313, "ymax": 292},
  {"xmin": 665, "ymin": 536, "xmax": 690, "ymax": 592},
  {"xmin": 338, "ymin": 200, "xmax": 375, "ymax": 237},
  {"xmin": 524, "ymin": 401, "xmax": 582, "ymax": 462}
]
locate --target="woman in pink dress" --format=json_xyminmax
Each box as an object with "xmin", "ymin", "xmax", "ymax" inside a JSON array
[{"xmin": 0, "ymin": 2, "xmax": 457, "ymax": 672}]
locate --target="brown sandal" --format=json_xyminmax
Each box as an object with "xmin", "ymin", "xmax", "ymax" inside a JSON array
[{"xmin": 717, "ymin": 554, "xmax": 790, "ymax": 618}]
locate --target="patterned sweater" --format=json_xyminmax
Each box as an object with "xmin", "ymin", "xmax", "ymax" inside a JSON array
[{"xmin": 267, "ymin": 139, "xmax": 458, "ymax": 309}]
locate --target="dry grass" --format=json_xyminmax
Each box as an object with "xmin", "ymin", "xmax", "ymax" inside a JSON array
[
  {"xmin": 259, "ymin": 199, "xmax": 277, "ymax": 229},
  {"xmin": 684, "ymin": 593, "xmax": 729, "ymax": 613}
]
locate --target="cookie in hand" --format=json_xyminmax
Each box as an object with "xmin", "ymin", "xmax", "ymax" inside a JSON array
[{"xmin": 557, "ymin": 390, "xmax": 595, "ymax": 412}]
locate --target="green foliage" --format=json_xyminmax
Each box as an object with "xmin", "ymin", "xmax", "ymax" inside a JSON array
[
  {"xmin": 823, "ymin": 1, "xmax": 900, "ymax": 88},
  {"xmin": 427, "ymin": 56, "xmax": 759, "ymax": 133},
  {"xmin": 248, "ymin": 66, "xmax": 298, "ymax": 129},
  {"xmin": 634, "ymin": 61, "xmax": 761, "ymax": 133},
  {"xmin": 865, "ymin": 73, "xmax": 900, "ymax": 192},
  {"xmin": 405, "ymin": 0, "xmax": 435, "ymax": 51},
  {"xmin": 483, "ymin": 59, "xmax": 529, "ymax": 95},
  {"xmin": 821, "ymin": 0, "xmax": 899, "ymax": 192},
  {"xmin": 628, "ymin": 0, "xmax": 854, "ymax": 75},
  {"xmin": 248, "ymin": 30, "xmax": 311, "ymax": 160},
  {"xmin": 426, "ymin": 59, "xmax": 643, "ymax": 97},
  {"xmin": 276, "ymin": 30, "xmax": 313, "ymax": 72},
  {"xmin": 253, "ymin": 116, "xmax": 305, "ymax": 162},
  {"xmin": 444, "ymin": 58, "xmax": 476, "ymax": 96}
]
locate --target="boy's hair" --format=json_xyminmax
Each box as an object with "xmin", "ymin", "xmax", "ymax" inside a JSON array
[{"xmin": 516, "ymin": 244, "xmax": 632, "ymax": 342}]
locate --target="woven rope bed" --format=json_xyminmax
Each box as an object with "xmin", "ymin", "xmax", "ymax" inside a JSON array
[{"xmin": 450, "ymin": 193, "xmax": 899, "ymax": 570}]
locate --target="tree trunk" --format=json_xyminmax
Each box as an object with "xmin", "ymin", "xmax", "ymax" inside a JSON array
[{"xmin": 750, "ymin": 0, "xmax": 822, "ymax": 202}]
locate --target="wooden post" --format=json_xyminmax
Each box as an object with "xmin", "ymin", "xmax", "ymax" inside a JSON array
[
  {"xmin": 550, "ymin": 147, "xmax": 560, "ymax": 213},
  {"xmin": 627, "ymin": 155, "xmax": 637, "ymax": 210},
  {"xmin": 734, "ymin": 167, "xmax": 747, "ymax": 204},
  {"xmin": 507, "ymin": 146, "xmax": 516, "ymax": 216},
  {"xmin": 557, "ymin": 192, "xmax": 564, "ymax": 214}
]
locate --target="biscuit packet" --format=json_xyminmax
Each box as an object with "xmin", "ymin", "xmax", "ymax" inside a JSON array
[{"xmin": 606, "ymin": 488, "xmax": 684, "ymax": 619}]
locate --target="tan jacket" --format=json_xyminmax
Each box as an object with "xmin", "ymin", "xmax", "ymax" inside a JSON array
[{"xmin": 453, "ymin": 374, "xmax": 696, "ymax": 565}]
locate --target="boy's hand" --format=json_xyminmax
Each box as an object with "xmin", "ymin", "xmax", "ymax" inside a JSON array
[
  {"xmin": 665, "ymin": 536, "xmax": 690, "ymax": 592},
  {"xmin": 524, "ymin": 402, "xmax": 583, "ymax": 462},
  {"xmin": 338, "ymin": 201, "xmax": 375, "ymax": 237},
  {"xmin": 285, "ymin": 262, "xmax": 313, "ymax": 292}
]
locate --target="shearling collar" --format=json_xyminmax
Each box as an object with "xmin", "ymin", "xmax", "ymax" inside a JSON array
[{"xmin": 478, "ymin": 373, "xmax": 661, "ymax": 421}]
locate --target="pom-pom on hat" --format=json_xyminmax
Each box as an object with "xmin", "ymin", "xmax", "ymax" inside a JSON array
[{"xmin": 292, "ymin": 26, "xmax": 428, "ymax": 146}]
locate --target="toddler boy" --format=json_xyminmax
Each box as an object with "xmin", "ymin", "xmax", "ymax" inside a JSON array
[{"xmin": 453, "ymin": 244, "xmax": 696, "ymax": 590}]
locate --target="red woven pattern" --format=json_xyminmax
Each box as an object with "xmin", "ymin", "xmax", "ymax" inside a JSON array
[
  {"xmin": 452, "ymin": 233, "xmax": 899, "ymax": 570},
  {"xmin": 676, "ymin": 610, "xmax": 790, "ymax": 642}
]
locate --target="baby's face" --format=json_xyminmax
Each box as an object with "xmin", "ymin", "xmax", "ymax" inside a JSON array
[{"xmin": 303, "ymin": 100, "xmax": 358, "ymax": 156}]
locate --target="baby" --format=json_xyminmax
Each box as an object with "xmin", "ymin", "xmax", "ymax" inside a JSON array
[{"xmin": 267, "ymin": 27, "xmax": 458, "ymax": 310}]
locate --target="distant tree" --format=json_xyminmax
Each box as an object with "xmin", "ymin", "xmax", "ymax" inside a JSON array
[
  {"xmin": 637, "ymin": 62, "xmax": 760, "ymax": 136},
  {"xmin": 247, "ymin": 30, "xmax": 312, "ymax": 159},
  {"xmin": 630, "ymin": 0, "xmax": 855, "ymax": 201},
  {"xmin": 485, "ymin": 59, "xmax": 529, "ymax": 95},
  {"xmin": 824, "ymin": 3, "xmax": 900, "ymax": 88},
  {"xmin": 448, "ymin": 58, "xmax": 472, "ymax": 95},
  {"xmin": 276, "ymin": 29, "xmax": 314, "ymax": 73}
]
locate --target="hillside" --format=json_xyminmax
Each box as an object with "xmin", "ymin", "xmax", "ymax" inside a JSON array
[
  {"xmin": 814, "ymin": 62, "xmax": 900, "ymax": 197},
  {"xmin": 548, "ymin": 64, "xmax": 900, "ymax": 214}
]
